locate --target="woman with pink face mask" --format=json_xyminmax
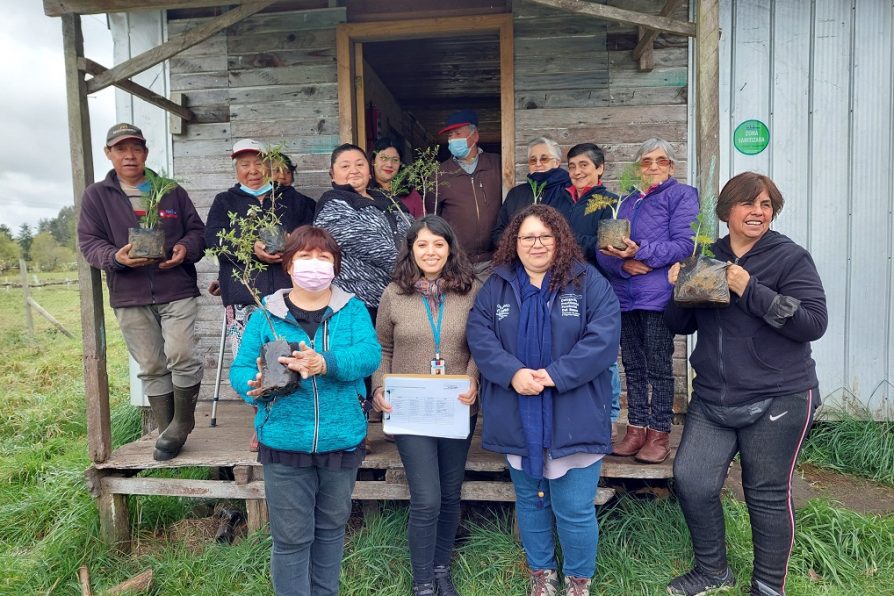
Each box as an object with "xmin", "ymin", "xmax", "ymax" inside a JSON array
[{"xmin": 230, "ymin": 225, "xmax": 381, "ymax": 596}]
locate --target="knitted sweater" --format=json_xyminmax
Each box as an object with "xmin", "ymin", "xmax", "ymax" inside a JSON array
[{"xmin": 372, "ymin": 281, "xmax": 481, "ymax": 415}]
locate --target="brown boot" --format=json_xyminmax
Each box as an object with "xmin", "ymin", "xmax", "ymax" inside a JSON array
[
  {"xmin": 635, "ymin": 428, "xmax": 670, "ymax": 463},
  {"xmin": 612, "ymin": 424, "xmax": 646, "ymax": 456}
]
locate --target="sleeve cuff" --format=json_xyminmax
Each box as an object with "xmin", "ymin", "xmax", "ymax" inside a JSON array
[{"xmin": 762, "ymin": 294, "xmax": 801, "ymax": 328}]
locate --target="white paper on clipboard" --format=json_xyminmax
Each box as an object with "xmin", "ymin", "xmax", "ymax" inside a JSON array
[{"xmin": 382, "ymin": 374, "xmax": 471, "ymax": 439}]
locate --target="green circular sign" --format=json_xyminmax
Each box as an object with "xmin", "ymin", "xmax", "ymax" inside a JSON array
[{"xmin": 733, "ymin": 119, "xmax": 770, "ymax": 155}]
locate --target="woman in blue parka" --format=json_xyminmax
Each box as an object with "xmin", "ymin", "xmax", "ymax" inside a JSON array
[
  {"xmin": 230, "ymin": 225, "xmax": 381, "ymax": 596},
  {"xmin": 467, "ymin": 204, "xmax": 620, "ymax": 596}
]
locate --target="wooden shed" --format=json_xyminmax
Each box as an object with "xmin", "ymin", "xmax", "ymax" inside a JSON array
[{"xmin": 49, "ymin": 0, "xmax": 719, "ymax": 549}]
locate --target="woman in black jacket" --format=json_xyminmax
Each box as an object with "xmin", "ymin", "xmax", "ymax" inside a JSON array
[{"xmin": 664, "ymin": 172, "xmax": 828, "ymax": 596}]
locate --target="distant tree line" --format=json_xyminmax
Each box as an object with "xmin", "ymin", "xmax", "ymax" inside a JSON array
[{"xmin": 1, "ymin": 206, "xmax": 78, "ymax": 273}]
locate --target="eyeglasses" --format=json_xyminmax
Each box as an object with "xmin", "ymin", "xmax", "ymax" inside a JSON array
[
  {"xmin": 376, "ymin": 155, "xmax": 400, "ymax": 165},
  {"xmin": 640, "ymin": 157, "xmax": 672, "ymax": 168},
  {"xmin": 528, "ymin": 155, "xmax": 558, "ymax": 166},
  {"xmin": 517, "ymin": 234, "xmax": 555, "ymax": 248}
]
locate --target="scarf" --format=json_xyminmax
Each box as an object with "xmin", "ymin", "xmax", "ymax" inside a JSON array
[
  {"xmin": 515, "ymin": 264, "xmax": 555, "ymax": 479},
  {"xmin": 413, "ymin": 277, "xmax": 445, "ymax": 313},
  {"xmin": 527, "ymin": 168, "xmax": 571, "ymax": 207}
]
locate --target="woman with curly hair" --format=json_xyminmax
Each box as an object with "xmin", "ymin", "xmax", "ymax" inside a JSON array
[
  {"xmin": 467, "ymin": 204, "xmax": 620, "ymax": 596},
  {"xmin": 371, "ymin": 215, "xmax": 479, "ymax": 596}
]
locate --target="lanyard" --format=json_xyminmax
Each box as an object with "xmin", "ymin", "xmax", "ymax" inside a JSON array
[{"xmin": 421, "ymin": 294, "xmax": 445, "ymax": 358}]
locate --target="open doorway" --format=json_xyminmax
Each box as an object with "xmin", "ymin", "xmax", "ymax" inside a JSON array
[{"xmin": 336, "ymin": 14, "xmax": 515, "ymax": 192}]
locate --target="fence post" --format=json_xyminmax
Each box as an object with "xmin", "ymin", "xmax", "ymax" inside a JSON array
[{"xmin": 19, "ymin": 259, "xmax": 34, "ymax": 336}]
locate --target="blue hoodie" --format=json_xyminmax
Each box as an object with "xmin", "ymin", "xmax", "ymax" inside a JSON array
[
  {"xmin": 230, "ymin": 286, "xmax": 382, "ymax": 453},
  {"xmin": 467, "ymin": 262, "xmax": 621, "ymax": 458}
]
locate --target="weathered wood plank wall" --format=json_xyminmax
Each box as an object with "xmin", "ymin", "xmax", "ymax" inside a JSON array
[
  {"xmin": 513, "ymin": 0, "xmax": 691, "ymax": 406},
  {"xmin": 168, "ymin": 8, "xmax": 346, "ymax": 401}
]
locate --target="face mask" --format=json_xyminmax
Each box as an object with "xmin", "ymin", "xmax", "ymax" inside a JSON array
[
  {"xmin": 291, "ymin": 258, "xmax": 335, "ymax": 292},
  {"xmin": 448, "ymin": 138, "xmax": 471, "ymax": 159},
  {"xmin": 240, "ymin": 182, "xmax": 273, "ymax": 197}
]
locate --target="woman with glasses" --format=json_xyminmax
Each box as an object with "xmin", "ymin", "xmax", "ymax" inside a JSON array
[
  {"xmin": 369, "ymin": 137, "xmax": 424, "ymax": 219},
  {"xmin": 596, "ymin": 137, "xmax": 699, "ymax": 463},
  {"xmin": 468, "ymin": 204, "xmax": 620, "ymax": 596}
]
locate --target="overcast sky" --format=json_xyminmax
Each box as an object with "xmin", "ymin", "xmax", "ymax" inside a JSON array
[{"xmin": 0, "ymin": 4, "xmax": 116, "ymax": 233}]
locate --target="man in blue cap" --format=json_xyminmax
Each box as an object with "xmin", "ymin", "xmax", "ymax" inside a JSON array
[{"xmin": 427, "ymin": 109, "xmax": 503, "ymax": 277}]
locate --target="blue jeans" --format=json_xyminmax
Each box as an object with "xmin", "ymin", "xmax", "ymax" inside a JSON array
[
  {"xmin": 674, "ymin": 391, "xmax": 816, "ymax": 594},
  {"xmin": 509, "ymin": 460, "xmax": 603, "ymax": 579},
  {"xmin": 395, "ymin": 416, "xmax": 477, "ymax": 583},
  {"xmin": 610, "ymin": 361, "xmax": 621, "ymax": 422},
  {"xmin": 263, "ymin": 462, "xmax": 357, "ymax": 596}
]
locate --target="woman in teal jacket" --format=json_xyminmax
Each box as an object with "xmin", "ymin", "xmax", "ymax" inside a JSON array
[{"xmin": 230, "ymin": 225, "xmax": 381, "ymax": 596}]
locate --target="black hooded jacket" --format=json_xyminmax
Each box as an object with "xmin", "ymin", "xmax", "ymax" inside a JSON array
[{"xmin": 664, "ymin": 230, "xmax": 827, "ymax": 407}]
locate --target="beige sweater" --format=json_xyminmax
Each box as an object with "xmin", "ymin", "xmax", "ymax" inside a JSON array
[{"xmin": 373, "ymin": 281, "xmax": 481, "ymax": 415}]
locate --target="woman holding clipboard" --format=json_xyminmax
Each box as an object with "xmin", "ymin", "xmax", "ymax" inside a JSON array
[{"xmin": 371, "ymin": 215, "xmax": 480, "ymax": 596}]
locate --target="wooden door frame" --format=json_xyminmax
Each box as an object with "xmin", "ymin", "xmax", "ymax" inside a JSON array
[{"xmin": 336, "ymin": 13, "xmax": 515, "ymax": 192}]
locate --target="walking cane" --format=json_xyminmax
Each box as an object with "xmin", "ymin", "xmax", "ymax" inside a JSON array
[{"xmin": 210, "ymin": 311, "xmax": 227, "ymax": 427}]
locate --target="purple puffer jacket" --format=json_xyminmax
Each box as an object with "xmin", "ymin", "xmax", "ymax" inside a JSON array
[{"xmin": 596, "ymin": 178, "xmax": 698, "ymax": 312}]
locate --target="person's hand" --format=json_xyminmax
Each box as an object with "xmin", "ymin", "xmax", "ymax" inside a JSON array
[
  {"xmin": 726, "ymin": 263, "xmax": 751, "ymax": 296},
  {"xmin": 622, "ymin": 259, "xmax": 652, "ymax": 276},
  {"xmin": 254, "ymin": 240, "xmax": 283, "ymax": 263},
  {"xmin": 246, "ymin": 357, "xmax": 266, "ymax": 397},
  {"xmin": 600, "ymin": 237, "xmax": 640, "ymax": 259},
  {"xmin": 279, "ymin": 341, "xmax": 327, "ymax": 379},
  {"xmin": 667, "ymin": 262, "xmax": 682, "ymax": 286},
  {"xmin": 158, "ymin": 243, "xmax": 187, "ymax": 269},
  {"xmin": 371, "ymin": 387, "xmax": 392, "ymax": 413},
  {"xmin": 532, "ymin": 369, "xmax": 555, "ymax": 388},
  {"xmin": 511, "ymin": 368, "xmax": 545, "ymax": 396},
  {"xmin": 458, "ymin": 378, "xmax": 478, "ymax": 405},
  {"xmin": 114, "ymin": 243, "xmax": 156, "ymax": 268},
  {"xmin": 208, "ymin": 280, "xmax": 221, "ymax": 296}
]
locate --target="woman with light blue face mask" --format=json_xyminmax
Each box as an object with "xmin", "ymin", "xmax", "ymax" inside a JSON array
[{"xmin": 205, "ymin": 138, "xmax": 316, "ymax": 450}]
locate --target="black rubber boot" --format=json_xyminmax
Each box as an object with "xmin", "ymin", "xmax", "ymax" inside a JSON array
[
  {"xmin": 147, "ymin": 392, "xmax": 174, "ymax": 434},
  {"xmin": 153, "ymin": 383, "xmax": 200, "ymax": 461},
  {"xmin": 433, "ymin": 565, "xmax": 459, "ymax": 596}
]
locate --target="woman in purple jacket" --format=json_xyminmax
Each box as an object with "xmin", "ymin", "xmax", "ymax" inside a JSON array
[{"xmin": 596, "ymin": 138, "xmax": 698, "ymax": 463}]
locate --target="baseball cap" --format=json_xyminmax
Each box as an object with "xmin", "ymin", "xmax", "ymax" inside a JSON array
[
  {"xmin": 438, "ymin": 109, "xmax": 479, "ymax": 135},
  {"xmin": 106, "ymin": 123, "xmax": 146, "ymax": 147},
  {"xmin": 231, "ymin": 138, "xmax": 264, "ymax": 158}
]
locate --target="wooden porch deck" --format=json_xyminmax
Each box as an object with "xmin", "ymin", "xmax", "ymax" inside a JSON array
[{"xmin": 86, "ymin": 401, "xmax": 681, "ymax": 547}]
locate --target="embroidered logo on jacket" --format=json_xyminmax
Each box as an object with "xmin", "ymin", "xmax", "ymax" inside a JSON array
[
  {"xmin": 560, "ymin": 293, "xmax": 581, "ymax": 317},
  {"xmin": 159, "ymin": 209, "xmax": 179, "ymax": 219},
  {"xmin": 496, "ymin": 304, "xmax": 510, "ymax": 320}
]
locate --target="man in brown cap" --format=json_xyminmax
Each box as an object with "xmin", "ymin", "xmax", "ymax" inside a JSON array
[{"xmin": 77, "ymin": 122, "xmax": 206, "ymax": 461}]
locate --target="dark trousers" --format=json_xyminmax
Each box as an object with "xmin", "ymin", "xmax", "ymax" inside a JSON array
[
  {"xmin": 620, "ymin": 309, "xmax": 675, "ymax": 432},
  {"xmin": 673, "ymin": 390, "xmax": 816, "ymax": 594},
  {"xmin": 263, "ymin": 463, "xmax": 357, "ymax": 596},
  {"xmin": 394, "ymin": 416, "xmax": 478, "ymax": 583}
]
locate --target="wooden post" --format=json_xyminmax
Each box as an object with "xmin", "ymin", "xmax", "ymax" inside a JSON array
[
  {"xmin": 19, "ymin": 259, "xmax": 34, "ymax": 336},
  {"xmin": 235, "ymin": 466, "xmax": 268, "ymax": 532},
  {"xmin": 62, "ymin": 14, "xmax": 112, "ymax": 464},
  {"xmin": 696, "ymin": 0, "xmax": 721, "ymax": 235}
]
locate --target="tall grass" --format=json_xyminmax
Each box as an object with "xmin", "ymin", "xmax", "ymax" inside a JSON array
[
  {"xmin": 802, "ymin": 402, "xmax": 894, "ymax": 486},
  {"xmin": 0, "ymin": 281, "xmax": 892, "ymax": 594}
]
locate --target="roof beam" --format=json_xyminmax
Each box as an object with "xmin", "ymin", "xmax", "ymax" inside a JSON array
[
  {"xmin": 44, "ymin": 1, "xmax": 252, "ymax": 17},
  {"xmin": 633, "ymin": 0, "xmax": 686, "ymax": 60},
  {"xmin": 527, "ymin": 0, "xmax": 695, "ymax": 37},
  {"xmin": 79, "ymin": 58, "xmax": 195, "ymax": 122},
  {"xmin": 85, "ymin": 1, "xmax": 275, "ymax": 94}
]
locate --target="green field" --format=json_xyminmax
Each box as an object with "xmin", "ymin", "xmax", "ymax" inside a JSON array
[{"xmin": 0, "ymin": 273, "xmax": 891, "ymax": 594}]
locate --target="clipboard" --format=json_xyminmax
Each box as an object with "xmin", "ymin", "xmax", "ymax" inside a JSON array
[{"xmin": 382, "ymin": 374, "xmax": 471, "ymax": 439}]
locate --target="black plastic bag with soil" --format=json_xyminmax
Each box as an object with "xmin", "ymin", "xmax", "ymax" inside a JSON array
[
  {"xmin": 128, "ymin": 227, "xmax": 165, "ymax": 259},
  {"xmin": 674, "ymin": 255, "xmax": 731, "ymax": 308},
  {"xmin": 598, "ymin": 218, "xmax": 631, "ymax": 251},
  {"xmin": 259, "ymin": 224, "xmax": 286, "ymax": 254},
  {"xmin": 258, "ymin": 338, "xmax": 302, "ymax": 398}
]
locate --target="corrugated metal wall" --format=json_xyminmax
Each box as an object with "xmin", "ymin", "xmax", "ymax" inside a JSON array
[{"xmin": 719, "ymin": 0, "xmax": 894, "ymax": 417}]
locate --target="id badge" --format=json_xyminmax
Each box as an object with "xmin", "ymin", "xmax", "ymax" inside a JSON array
[{"xmin": 430, "ymin": 357, "xmax": 446, "ymax": 375}]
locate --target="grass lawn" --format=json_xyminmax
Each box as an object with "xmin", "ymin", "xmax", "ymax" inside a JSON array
[{"xmin": 0, "ymin": 275, "xmax": 891, "ymax": 594}]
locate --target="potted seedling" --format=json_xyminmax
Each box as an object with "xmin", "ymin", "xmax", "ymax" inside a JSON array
[
  {"xmin": 256, "ymin": 144, "xmax": 289, "ymax": 254},
  {"xmin": 673, "ymin": 162, "xmax": 730, "ymax": 307},
  {"xmin": 380, "ymin": 165, "xmax": 413, "ymax": 227},
  {"xmin": 128, "ymin": 170, "xmax": 178, "ymax": 259},
  {"xmin": 584, "ymin": 163, "xmax": 647, "ymax": 251},
  {"xmin": 207, "ymin": 207, "xmax": 300, "ymax": 397},
  {"xmin": 405, "ymin": 146, "xmax": 442, "ymax": 216}
]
